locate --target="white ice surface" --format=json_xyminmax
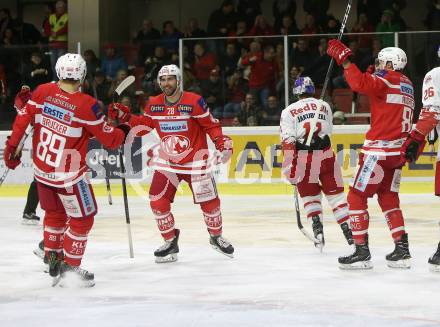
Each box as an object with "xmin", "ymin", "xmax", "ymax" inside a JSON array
[{"xmin": 1, "ymin": 193, "xmax": 440, "ymax": 327}]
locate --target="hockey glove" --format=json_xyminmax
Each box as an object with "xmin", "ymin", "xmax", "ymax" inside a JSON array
[
  {"xmin": 3, "ymin": 137, "xmax": 21, "ymax": 169},
  {"xmin": 108, "ymin": 103, "xmax": 131, "ymax": 123},
  {"xmin": 214, "ymin": 135, "xmax": 233, "ymax": 163},
  {"xmin": 14, "ymin": 85, "xmax": 31, "ymax": 112},
  {"xmin": 400, "ymin": 130, "xmax": 426, "ymax": 163},
  {"xmin": 327, "ymin": 39, "xmax": 352, "ymax": 66}
]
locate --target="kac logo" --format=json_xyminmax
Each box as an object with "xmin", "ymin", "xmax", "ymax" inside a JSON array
[{"xmin": 161, "ymin": 135, "xmax": 190, "ymax": 156}]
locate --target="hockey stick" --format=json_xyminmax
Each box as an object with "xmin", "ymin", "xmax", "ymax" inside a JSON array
[
  {"xmin": 294, "ymin": 185, "xmax": 320, "ymax": 245},
  {"xmin": 0, "ymin": 125, "xmax": 33, "ymax": 187},
  {"xmin": 114, "ymin": 75, "xmax": 136, "ymax": 258},
  {"xmin": 305, "ymin": 0, "xmax": 353, "ymax": 147}
]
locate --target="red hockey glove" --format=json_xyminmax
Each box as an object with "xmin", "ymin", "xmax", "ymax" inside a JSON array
[
  {"xmin": 327, "ymin": 39, "xmax": 352, "ymax": 66},
  {"xmin": 14, "ymin": 85, "xmax": 31, "ymax": 112},
  {"xmin": 108, "ymin": 103, "xmax": 131, "ymax": 123},
  {"xmin": 214, "ymin": 135, "xmax": 233, "ymax": 163},
  {"xmin": 3, "ymin": 138, "xmax": 21, "ymax": 169},
  {"xmin": 400, "ymin": 130, "xmax": 426, "ymax": 164}
]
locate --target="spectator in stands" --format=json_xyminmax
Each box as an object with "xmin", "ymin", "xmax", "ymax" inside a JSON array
[
  {"xmin": 273, "ymin": 0, "xmax": 297, "ymax": 32},
  {"xmin": 359, "ymin": 38, "xmax": 382, "ymax": 71},
  {"xmin": 22, "ymin": 51, "xmax": 51, "ymax": 90},
  {"xmin": 277, "ymin": 14, "xmax": 300, "ymax": 35},
  {"xmin": 231, "ymin": 116, "xmax": 241, "ymax": 126},
  {"xmin": 241, "ymin": 44, "xmax": 279, "ymax": 107},
  {"xmin": 0, "ymin": 8, "xmax": 13, "ymax": 40},
  {"xmin": 425, "ymin": 0, "xmax": 440, "ymax": 30},
  {"xmin": 227, "ymin": 19, "xmax": 248, "ymax": 52},
  {"xmin": 160, "ymin": 20, "xmax": 183, "ymax": 55},
  {"xmin": 238, "ymin": 93, "xmax": 262, "ymax": 126},
  {"xmin": 352, "ymin": 12, "xmax": 375, "ymax": 50},
  {"xmin": 0, "ymin": 64, "xmax": 7, "ymax": 103},
  {"xmin": 224, "ymin": 68, "xmax": 249, "ymax": 118},
  {"xmin": 83, "ymin": 49, "xmax": 100, "ymax": 84},
  {"xmin": 303, "ymin": 0, "xmax": 329, "ymax": 30},
  {"xmin": 237, "ymin": 0, "xmax": 262, "ymax": 31},
  {"xmin": 220, "ymin": 43, "xmax": 240, "ymax": 78},
  {"xmin": 183, "ymin": 18, "xmax": 207, "ymax": 55},
  {"xmin": 323, "ymin": 15, "xmax": 343, "ymax": 34},
  {"xmin": 301, "ymin": 14, "xmax": 322, "ymax": 35},
  {"xmin": 376, "ymin": 9, "xmax": 400, "ymax": 47},
  {"xmin": 357, "ymin": 0, "xmax": 382, "ymax": 27},
  {"xmin": 48, "ymin": 0, "xmax": 68, "ymax": 74},
  {"xmin": 134, "ymin": 19, "xmax": 160, "ymax": 64},
  {"xmin": 41, "ymin": 3, "xmax": 54, "ymax": 45},
  {"xmin": 302, "ymin": 38, "xmax": 331, "ymax": 86},
  {"xmin": 333, "ymin": 111, "xmax": 346, "ymax": 125},
  {"xmin": 1, "ymin": 27, "xmax": 18, "ymax": 45},
  {"xmin": 12, "ymin": 18, "xmax": 41, "ymax": 45},
  {"xmin": 143, "ymin": 45, "xmax": 168, "ymax": 95},
  {"xmin": 192, "ymin": 42, "xmax": 217, "ymax": 82},
  {"xmin": 290, "ymin": 38, "xmax": 316, "ymax": 72},
  {"xmin": 276, "ymin": 65, "xmax": 301, "ymax": 105},
  {"xmin": 390, "ymin": 1, "xmax": 407, "ymax": 31},
  {"xmin": 200, "ymin": 69, "xmax": 225, "ymax": 118},
  {"xmin": 261, "ymin": 95, "xmax": 282, "ymax": 126},
  {"xmin": 238, "ymin": 40, "xmax": 261, "ymax": 80},
  {"xmin": 207, "ymin": 0, "xmax": 238, "ymax": 37},
  {"xmin": 248, "ymin": 15, "xmax": 275, "ymax": 37},
  {"xmin": 101, "ymin": 43, "xmax": 128, "ymax": 80},
  {"xmin": 87, "ymin": 70, "xmax": 111, "ymax": 106}
]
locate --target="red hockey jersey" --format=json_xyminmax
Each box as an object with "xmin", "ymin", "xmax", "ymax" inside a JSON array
[
  {"xmin": 9, "ymin": 82, "xmax": 125, "ymax": 187},
  {"xmin": 128, "ymin": 91, "xmax": 223, "ymax": 174},
  {"xmin": 344, "ymin": 64, "xmax": 414, "ymax": 155}
]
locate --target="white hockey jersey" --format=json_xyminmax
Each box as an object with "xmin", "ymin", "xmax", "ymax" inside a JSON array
[
  {"xmin": 280, "ymin": 97, "xmax": 333, "ymax": 144},
  {"xmin": 422, "ymin": 67, "xmax": 440, "ymax": 157}
]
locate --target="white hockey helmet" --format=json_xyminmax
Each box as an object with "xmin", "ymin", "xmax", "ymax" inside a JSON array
[
  {"xmin": 377, "ymin": 47, "xmax": 407, "ymax": 71},
  {"xmin": 55, "ymin": 53, "xmax": 87, "ymax": 82},
  {"xmin": 157, "ymin": 64, "xmax": 182, "ymax": 85}
]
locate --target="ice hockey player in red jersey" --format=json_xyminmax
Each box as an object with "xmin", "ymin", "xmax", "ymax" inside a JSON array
[
  {"xmin": 401, "ymin": 45, "xmax": 440, "ymax": 272},
  {"xmin": 109, "ymin": 64, "xmax": 234, "ymax": 263},
  {"xmin": 280, "ymin": 76, "xmax": 353, "ymax": 249},
  {"xmin": 327, "ymin": 40, "xmax": 414, "ymax": 269},
  {"xmin": 3, "ymin": 53, "xmax": 130, "ymax": 286}
]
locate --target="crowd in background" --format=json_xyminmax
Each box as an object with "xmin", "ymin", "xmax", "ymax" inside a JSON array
[{"xmin": 1, "ymin": 0, "xmax": 440, "ymax": 128}]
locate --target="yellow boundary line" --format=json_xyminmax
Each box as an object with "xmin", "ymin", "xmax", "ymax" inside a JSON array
[{"xmin": 0, "ymin": 182, "xmax": 435, "ymax": 197}]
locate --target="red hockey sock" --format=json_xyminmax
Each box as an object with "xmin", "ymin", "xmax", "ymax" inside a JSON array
[
  {"xmin": 384, "ymin": 209, "xmax": 405, "ymax": 241},
  {"xmin": 201, "ymin": 199, "xmax": 222, "ymax": 236},
  {"xmin": 63, "ymin": 228, "xmax": 88, "ymax": 266},
  {"xmin": 154, "ymin": 211, "xmax": 176, "ymax": 240},
  {"xmin": 350, "ymin": 210, "xmax": 369, "ymax": 245},
  {"xmin": 44, "ymin": 225, "xmax": 65, "ymax": 258}
]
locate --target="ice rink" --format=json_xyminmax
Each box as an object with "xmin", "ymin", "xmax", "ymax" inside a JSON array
[{"xmin": 1, "ymin": 192, "xmax": 440, "ymax": 327}]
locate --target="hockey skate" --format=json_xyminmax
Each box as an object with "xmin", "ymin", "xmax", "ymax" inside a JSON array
[
  {"xmin": 33, "ymin": 240, "xmax": 45, "ymax": 261},
  {"xmin": 22, "ymin": 212, "xmax": 40, "ymax": 225},
  {"xmin": 209, "ymin": 234, "xmax": 234, "ymax": 258},
  {"xmin": 55, "ymin": 262, "xmax": 95, "ymax": 288},
  {"xmin": 428, "ymin": 242, "xmax": 440, "ymax": 273},
  {"xmin": 339, "ymin": 241, "xmax": 373, "ymax": 270},
  {"xmin": 312, "ymin": 215, "xmax": 325, "ymax": 251},
  {"xmin": 340, "ymin": 222, "xmax": 354, "ymax": 245},
  {"xmin": 386, "ymin": 233, "xmax": 411, "ymax": 269},
  {"xmin": 154, "ymin": 229, "xmax": 180, "ymax": 263}
]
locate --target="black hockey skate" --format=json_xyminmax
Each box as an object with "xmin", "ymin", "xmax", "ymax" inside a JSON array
[
  {"xmin": 154, "ymin": 229, "xmax": 180, "ymax": 263},
  {"xmin": 55, "ymin": 262, "xmax": 95, "ymax": 288},
  {"xmin": 339, "ymin": 240, "xmax": 373, "ymax": 270},
  {"xmin": 312, "ymin": 215, "xmax": 325, "ymax": 251},
  {"xmin": 209, "ymin": 234, "xmax": 234, "ymax": 258},
  {"xmin": 428, "ymin": 242, "xmax": 440, "ymax": 273},
  {"xmin": 340, "ymin": 222, "xmax": 354, "ymax": 245},
  {"xmin": 22, "ymin": 212, "xmax": 40, "ymax": 225},
  {"xmin": 386, "ymin": 233, "xmax": 411, "ymax": 269},
  {"xmin": 47, "ymin": 251, "xmax": 62, "ymax": 277}
]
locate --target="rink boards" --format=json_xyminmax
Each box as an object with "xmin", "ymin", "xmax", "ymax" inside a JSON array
[{"xmin": 0, "ymin": 126, "xmax": 438, "ymax": 195}]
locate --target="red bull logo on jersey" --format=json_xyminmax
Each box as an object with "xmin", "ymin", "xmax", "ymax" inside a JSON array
[
  {"xmin": 161, "ymin": 135, "xmax": 190, "ymax": 156},
  {"xmin": 43, "ymin": 102, "xmax": 73, "ymax": 125}
]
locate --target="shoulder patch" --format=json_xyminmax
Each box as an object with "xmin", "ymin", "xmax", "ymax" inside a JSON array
[
  {"xmin": 91, "ymin": 102, "xmax": 103, "ymax": 119},
  {"xmin": 197, "ymin": 97, "xmax": 208, "ymax": 112}
]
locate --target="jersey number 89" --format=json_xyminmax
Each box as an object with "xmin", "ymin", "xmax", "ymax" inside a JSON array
[{"xmin": 36, "ymin": 127, "xmax": 66, "ymax": 167}]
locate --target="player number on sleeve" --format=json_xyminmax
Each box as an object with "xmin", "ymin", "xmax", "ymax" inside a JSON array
[
  {"xmin": 35, "ymin": 127, "xmax": 66, "ymax": 167},
  {"xmin": 423, "ymin": 87, "xmax": 434, "ymax": 101}
]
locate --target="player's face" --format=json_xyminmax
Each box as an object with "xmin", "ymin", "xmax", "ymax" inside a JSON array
[{"xmin": 159, "ymin": 75, "xmax": 178, "ymax": 96}]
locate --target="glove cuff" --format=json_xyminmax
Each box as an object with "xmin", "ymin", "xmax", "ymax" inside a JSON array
[{"xmin": 410, "ymin": 130, "xmax": 426, "ymax": 143}]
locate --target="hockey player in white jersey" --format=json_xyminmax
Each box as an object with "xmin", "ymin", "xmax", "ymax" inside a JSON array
[
  {"xmin": 280, "ymin": 76, "xmax": 353, "ymax": 247},
  {"xmin": 401, "ymin": 45, "xmax": 440, "ymax": 272}
]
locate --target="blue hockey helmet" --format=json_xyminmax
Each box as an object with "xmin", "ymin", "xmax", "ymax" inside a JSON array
[{"xmin": 292, "ymin": 76, "xmax": 315, "ymax": 96}]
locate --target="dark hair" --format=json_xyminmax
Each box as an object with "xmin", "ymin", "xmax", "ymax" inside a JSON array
[{"xmin": 163, "ymin": 20, "xmax": 174, "ymax": 29}]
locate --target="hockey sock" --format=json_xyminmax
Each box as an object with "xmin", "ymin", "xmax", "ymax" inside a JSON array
[
  {"xmin": 44, "ymin": 225, "xmax": 65, "ymax": 258},
  {"xmin": 350, "ymin": 210, "xmax": 369, "ymax": 245},
  {"xmin": 154, "ymin": 210, "xmax": 176, "ymax": 240},
  {"xmin": 326, "ymin": 192, "xmax": 349, "ymax": 224},
  {"xmin": 201, "ymin": 199, "xmax": 222, "ymax": 236},
  {"xmin": 384, "ymin": 209, "xmax": 405, "ymax": 241},
  {"xmin": 63, "ymin": 228, "xmax": 88, "ymax": 266},
  {"xmin": 301, "ymin": 194, "xmax": 323, "ymax": 220}
]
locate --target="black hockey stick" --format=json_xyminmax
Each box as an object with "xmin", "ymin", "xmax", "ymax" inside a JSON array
[
  {"xmin": 0, "ymin": 125, "xmax": 33, "ymax": 187},
  {"xmin": 113, "ymin": 75, "xmax": 135, "ymax": 258}
]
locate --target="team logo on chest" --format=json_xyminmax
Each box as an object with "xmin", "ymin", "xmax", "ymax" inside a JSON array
[{"xmin": 161, "ymin": 135, "xmax": 191, "ymax": 156}]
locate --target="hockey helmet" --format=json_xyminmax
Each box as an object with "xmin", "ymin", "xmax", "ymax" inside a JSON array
[
  {"xmin": 157, "ymin": 64, "xmax": 182, "ymax": 84},
  {"xmin": 292, "ymin": 76, "xmax": 315, "ymax": 96},
  {"xmin": 377, "ymin": 47, "xmax": 407, "ymax": 71},
  {"xmin": 55, "ymin": 53, "xmax": 87, "ymax": 82}
]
